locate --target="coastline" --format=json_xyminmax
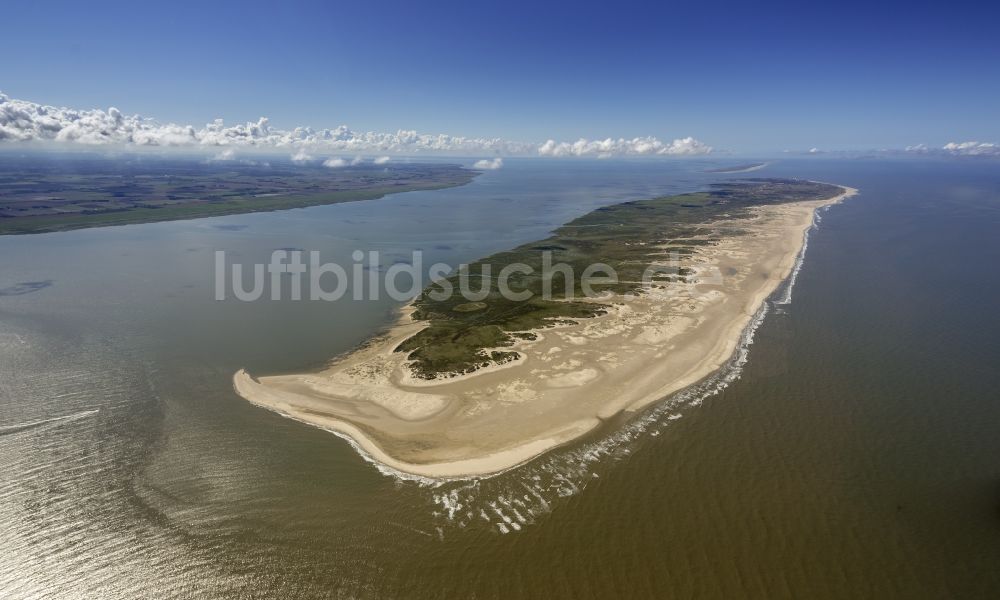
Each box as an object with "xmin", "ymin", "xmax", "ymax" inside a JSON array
[
  {"xmin": 234, "ymin": 183, "xmax": 858, "ymax": 480},
  {"xmin": 0, "ymin": 168, "xmax": 478, "ymax": 236}
]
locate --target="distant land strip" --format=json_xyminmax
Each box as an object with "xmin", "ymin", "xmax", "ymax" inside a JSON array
[
  {"xmin": 705, "ymin": 162, "xmax": 768, "ymax": 173},
  {"xmin": 0, "ymin": 161, "xmax": 477, "ymax": 235}
]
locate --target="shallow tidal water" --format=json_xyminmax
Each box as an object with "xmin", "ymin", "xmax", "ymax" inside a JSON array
[{"xmin": 1, "ymin": 158, "xmax": 998, "ymax": 598}]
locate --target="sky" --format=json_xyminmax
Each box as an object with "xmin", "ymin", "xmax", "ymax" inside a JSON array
[{"xmin": 1, "ymin": 0, "xmax": 998, "ymax": 155}]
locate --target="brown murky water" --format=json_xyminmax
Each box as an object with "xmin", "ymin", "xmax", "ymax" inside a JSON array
[{"xmin": 2, "ymin": 158, "xmax": 998, "ymax": 598}]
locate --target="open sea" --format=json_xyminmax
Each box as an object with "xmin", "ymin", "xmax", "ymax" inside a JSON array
[{"xmin": 1, "ymin": 157, "xmax": 998, "ymax": 598}]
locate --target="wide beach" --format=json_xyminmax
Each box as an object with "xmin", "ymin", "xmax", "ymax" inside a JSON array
[{"xmin": 234, "ymin": 183, "xmax": 858, "ymax": 478}]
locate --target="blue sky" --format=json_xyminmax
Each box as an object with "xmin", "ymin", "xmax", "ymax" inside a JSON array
[{"xmin": 2, "ymin": 0, "xmax": 998, "ymax": 153}]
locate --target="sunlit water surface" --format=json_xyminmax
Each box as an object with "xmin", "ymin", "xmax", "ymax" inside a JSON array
[{"xmin": 1, "ymin": 158, "xmax": 998, "ymax": 598}]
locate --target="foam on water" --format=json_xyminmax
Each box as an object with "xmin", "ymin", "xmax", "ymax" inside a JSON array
[
  {"xmin": 774, "ymin": 207, "xmax": 820, "ymax": 306},
  {"xmin": 421, "ymin": 296, "xmax": 775, "ymax": 535}
]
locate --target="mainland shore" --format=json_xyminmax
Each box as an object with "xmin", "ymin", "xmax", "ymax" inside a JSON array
[{"xmin": 234, "ymin": 184, "xmax": 857, "ymax": 479}]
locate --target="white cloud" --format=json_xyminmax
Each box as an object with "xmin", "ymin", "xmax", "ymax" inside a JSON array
[
  {"xmin": 473, "ymin": 157, "xmax": 503, "ymax": 170},
  {"xmin": 373, "ymin": 155, "xmax": 391, "ymax": 164},
  {"xmin": 942, "ymin": 141, "xmax": 999, "ymax": 156},
  {"xmin": 537, "ymin": 136, "xmax": 711, "ymax": 157},
  {"xmin": 323, "ymin": 157, "xmax": 348, "ymax": 168},
  {"xmin": 904, "ymin": 141, "xmax": 1000, "ymax": 157},
  {"xmin": 291, "ymin": 149, "xmax": 313, "ymax": 163},
  {"xmin": 210, "ymin": 148, "xmax": 236, "ymax": 161},
  {"xmin": 0, "ymin": 92, "xmax": 712, "ymax": 158}
]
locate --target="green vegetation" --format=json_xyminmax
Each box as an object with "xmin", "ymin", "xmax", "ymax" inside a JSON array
[
  {"xmin": 397, "ymin": 179, "xmax": 842, "ymax": 378},
  {"xmin": 0, "ymin": 158, "xmax": 475, "ymax": 234},
  {"xmin": 453, "ymin": 301, "xmax": 488, "ymax": 312}
]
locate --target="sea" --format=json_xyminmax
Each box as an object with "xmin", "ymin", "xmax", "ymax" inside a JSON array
[{"xmin": 1, "ymin": 156, "xmax": 998, "ymax": 598}]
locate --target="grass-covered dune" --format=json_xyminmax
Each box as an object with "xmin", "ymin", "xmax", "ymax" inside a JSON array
[{"xmin": 398, "ymin": 179, "xmax": 842, "ymax": 377}]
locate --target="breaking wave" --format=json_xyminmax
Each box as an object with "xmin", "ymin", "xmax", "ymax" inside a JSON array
[{"xmin": 774, "ymin": 206, "xmax": 821, "ymax": 306}]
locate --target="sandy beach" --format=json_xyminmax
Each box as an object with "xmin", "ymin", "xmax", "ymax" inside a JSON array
[{"xmin": 234, "ymin": 184, "xmax": 857, "ymax": 479}]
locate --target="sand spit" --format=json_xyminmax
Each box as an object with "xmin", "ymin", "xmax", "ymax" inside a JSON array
[
  {"xmin": 235, "ymin": 185, "xmax": 858, "ymax": 479},
  {"xmin": 706, "ymin": 162, "xmax": 770, "ymax": 174}
]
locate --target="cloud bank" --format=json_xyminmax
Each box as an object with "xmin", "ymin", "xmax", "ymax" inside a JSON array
[
  {"xmin": 0, "ymin": 92, "xmax": 711, "ymax": 158},
  {"xmin": 941, "ymin": 141, "xmax": 999, "ymax": 156},
  {"xmin": 537, "ymin": 136, "xmax": 711, "ymax": 157},
  {"xmin": 322, "ymin": 157, "xmax": 348, "ymax": 168},
  {"xmin": 473, "ymin": 157, "xmax": 503, "ymax": 169},
  {"xmin": 906, "ymin": 141, "xmax": 1000, "ymax": 157}
]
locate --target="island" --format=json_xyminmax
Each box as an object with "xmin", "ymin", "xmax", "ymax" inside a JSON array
[
  {"xmin": 0, "ymin": 154, "xmax": 477, "ymax": 234},
  {"xmin": 235, "ymin": 179, "xmax": 857, "ymax": 479}
]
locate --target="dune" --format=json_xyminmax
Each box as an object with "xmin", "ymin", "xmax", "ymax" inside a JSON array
[{"xmin": 235, "ymin": 184, "xmax": 857, "ymax": 479}]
